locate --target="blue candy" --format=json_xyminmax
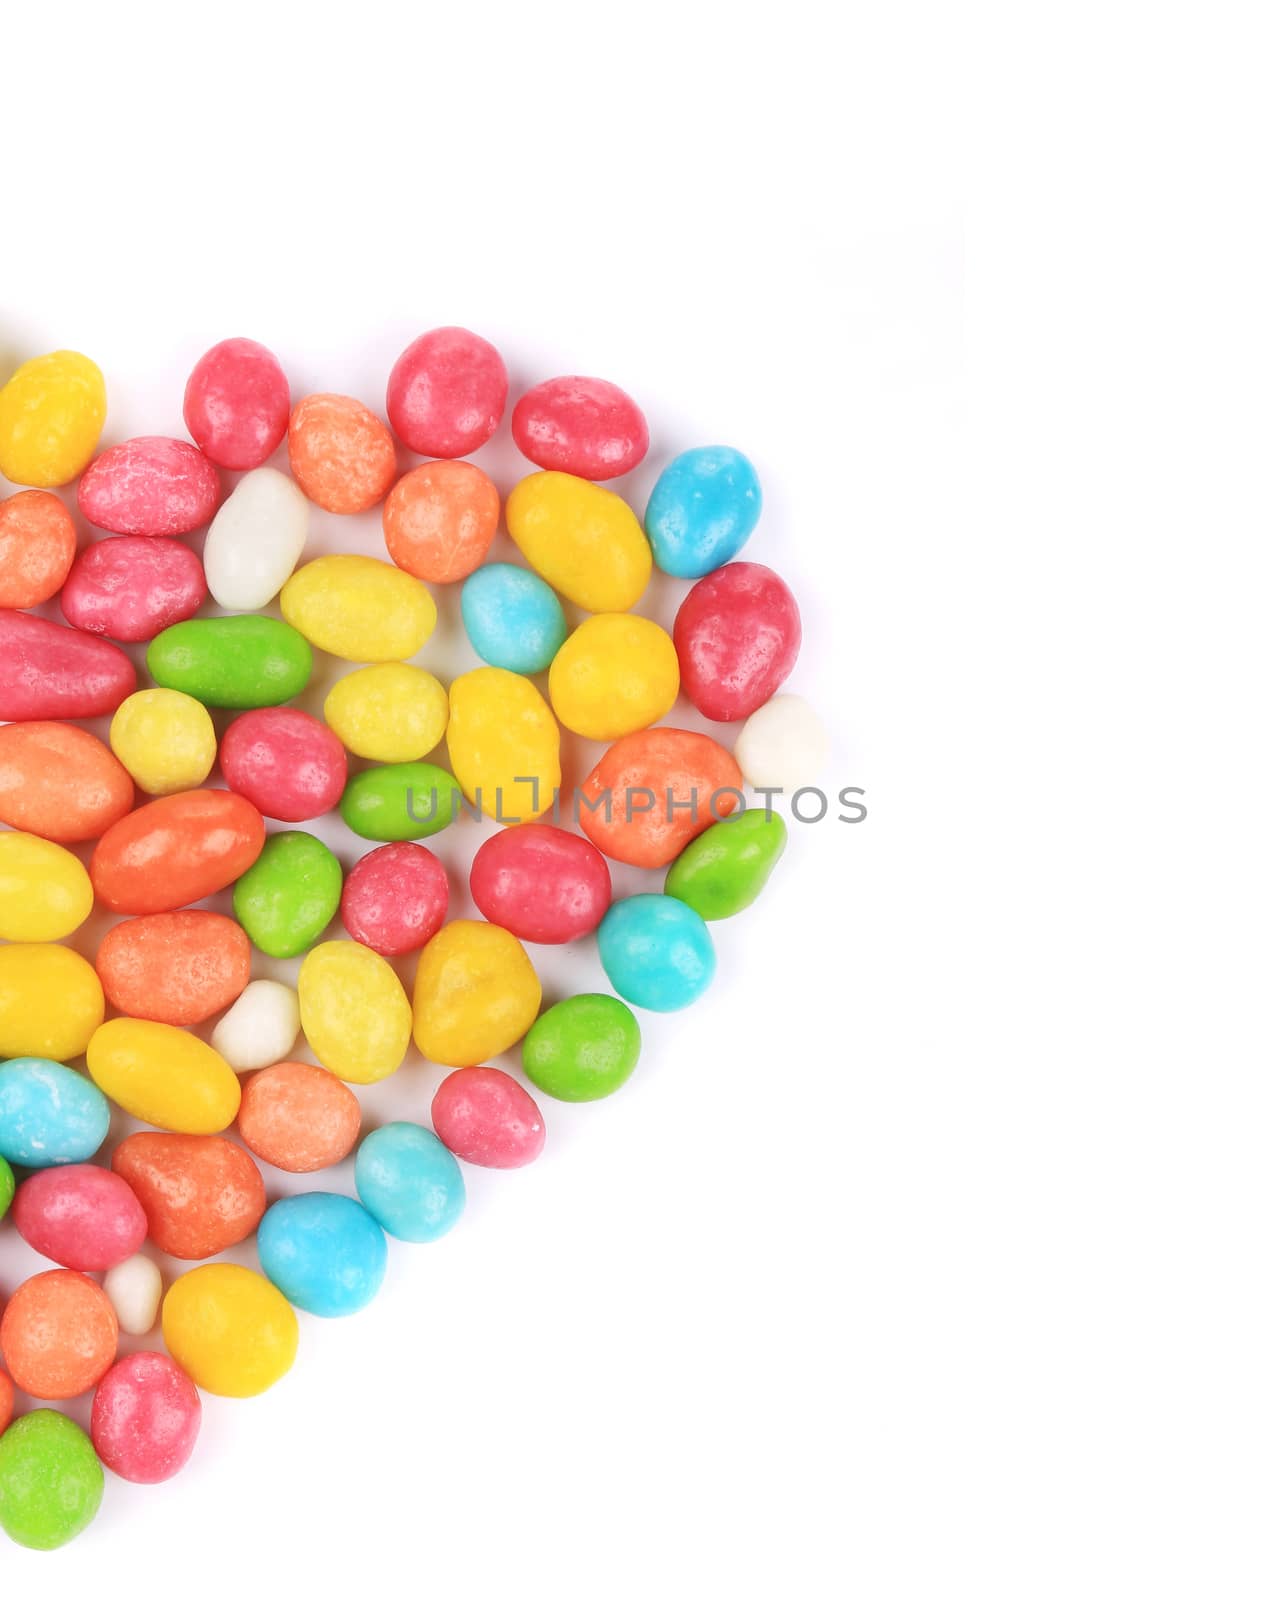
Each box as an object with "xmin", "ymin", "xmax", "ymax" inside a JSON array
[
  {"xmin": 644, "ymin": 446, "xmax": 762, "ymax": 578},
  {"xmin": 257, "ymin": 1193, "xmax": 387, "ymax": 1318},
  {"xmin": 0, "ymin": 1058, "xmax": 111, "ymax": 1168},
  {"xmin": 597, "ymin": 894, "xmax": 716, "ymax": 1012},
  {"xmin": 461, "ymin": 562, "xmax": 567, "ymax": 674},
  {"xmin": 355, "ymin": 1122, "xmax": 465, "ymax": 1243}
]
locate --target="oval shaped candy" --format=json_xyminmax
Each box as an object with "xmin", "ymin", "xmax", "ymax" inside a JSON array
[
  {"xmin": 103, "ymin": 1254, "xmax": 163, "ymax": 1337},
  {"xmin": 281, "ymin": 554, "xmax": 436, "ymax": 662},
  {"xmin": 113, "ymin": 1133, "xmax": 265, "ymax": 1258},
  {"xmin": 0, "ymin": 947, "xmax": 104, "ymax": 1060},
  {"xmin": 0, "ymin": 831, "xmax": 93, "ymax": 942},
  {"xmin": 732, "ymin": 692, "xmax": 829, "ymax": 790},
  {"xmin": 0, "ymin": 722, "xmax": 133, "ymax": 842},
  {"xmin": 238, "ymin": 1061, "xmax": 362, "ymax": 1174},
  {"xmin": 0, "ymin": 1059, "xmax": 110, "ymax": 1169},
  {"xmin": 61, "ymin": 534, "xmax": 207, "ymax": 641},
  {"xmin": 148, "ymin": 615, "xmax": 312, "ymax": 707},
  {"xmin": 469, "ymin": 823, "xmax": 611, "ymax": 944},
  {"xmin": 512, "ymin": 375, "xmax": 648, "ymax": 480},
  {"xmin": 340, "ymin": 761, "xmax": 463, "ymax": 842},
  {"xmin": 412, "ymin": 920, "xmax": 541, "ymax": 1067},
  {"xmin": 386, "ymin": 326, "xmax": 507, "ymax": 458},
  {"xmin": 384, "ymin": 460, "xmax": 499, "ymax": 583},
  {"xmin": 521, "ymin": 993, "xmax": 641, "ymax": 1102},
  {"xmin": 202, "ymin": 466, "xmax": 309, "ymax": 609},
  {"xmin": 355, "ymin": 1122, "xmax": 465, "ymax": 1243},
  {"xmin": 78, "ymin": 436, "xmax": 220, "ymax": 536},
  {"xmin": 0, "ymin": 1410, "xmax": 104, "ymax": 1551},
  {"xmin": 211, "ymin": 979, "xmax": 301, "ymax": 1073},
  {"xmin": 341, "ymin": 841, "xmax": 449, "ymax": 957},
  {"xmin": 0, "ymin": 350, "xmax": 105, "ymax": 488},
  {"xmin": 110, "ymin": 687, "xmax": 217, "ymax": 795},
  {"xmin": 674, "ymin": 561, "xmax": 802, "ymax": 721},
  {"xmin": 431, "ymin": 1067, "xmax": 545, "ymax": 1169},
  {"xmin": 645, "ymin": 446, "xmax": 762, "ymax": 577},
  {"xmin": 288, "ymin": 393, "xmax": 395, "ymax": 514},
  {"xmin": 298, "ymin": 940, "xmax": 412, "ymax": 1084},
  {"xmin": 184, "ymin": 337, "xmax": 290, "ymax": 470},
  {"xmin": 14, "ymin": 1165, "xmax": 147, "ymax": 1272},
  {"xmin": 548, "ymin": 613, "xmax": 679, "ymax": 740},
  {"xmin": 0, "ymin": 1270, "xmax": 117, "ymax": 1400},
  {"xmin": 88, "ymin": 1019, "xmax": 241, "ymax": 1134},
  {"xmin": 461, "ymin": 561, "xmax": 567, "ymax": 674},
  {"xmin": 258, "ymin": 1193, "xmax": 387, "ymax": 1317},
  {"xmin": 91, "ymin": 789, "xmax": 265, "ymax": 913},
  {"xmin": 665, "ymin": 807, "xmax": 788, "ymax": 919},
  {"xmin": 324, "ymin": 663, "xmax": 449, "ymax": 763},
  {"xmin": 598, "ymin": 894, "xmax": 716, "ymax": 1011},
  {"xmin": 447, "ymin": 667, "xmax": 561, "ymax": 824},
  {"xmin": 220, "ymin": 706, "xmax": 347, "ymax": 821},
  {"xmin": 506, "ymin": 471, "xmax": 651, "ymax": 612},
  {"xmin": 233, "ymin": 830, "xmax": 342, "ymax": 957},
  {"xmin": 92, "ymin": 1351, "xmax": 201, "ymax": 1485},
  {"xmin": 0, "ymin": 490, "xmax": 76, "ymax": 608},
  {"xmin": 0, "ymin": 611, "xmax": 136, "ymax": 721},
  {"xmin": 162, "ymin": 1264, "xmax": 298, "ymax": 1398},
  {"xmin": 97, "ymin": 910, "xmax": 250, "ymax": 1025},
  {"xmin": 0, "ymin": 1157, "xmax": 11, "ymax": 1223},
  {"xmin": 578, "ymin": 726, "xmax": 743, "ymax": 867}
]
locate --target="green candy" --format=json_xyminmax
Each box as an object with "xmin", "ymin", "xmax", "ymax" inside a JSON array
[
  {"xmin": 0, "ymin": 1154, "xmax": 13, "ymax": 1221},
  {"xmin": 664, "ymin": 807, "xmax": 787, "ymax": 919},
  {"xmin": 0, "ymin": 1411, "xmax": 104, "ymax": 1551},
  {"xmin": 522, "ymin": 993, "xmax": 641, "ymax": 1102},
  {"xmin": 340, "ymin": 762, "xmax": 463, "ymax": 842},
  {"xmin": 148, "ymin": 616, "xmax": 313, "ymax": 708},
  {"xmin": 233, "ymin": 831, "xmax": 342, "ymax": 958}
]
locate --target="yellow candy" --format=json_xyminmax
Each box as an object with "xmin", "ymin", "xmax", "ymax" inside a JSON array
[
  {"xmin": 109, "ymin": 688, "xmax": 217, "ymax": 795},
  {"xmin": 0, "ymin": 945, "xmax": 104, "ymax": 1060},
  {"xmin": 280, "ymin": 555, "xmax": 437, "ymax": 662},
  {"xmin": 505, "ymin": 471, "xmax": 652, "ymax": 612},
  {"xmin": 86, "ymin": 1018, "xmax": 241, "ymax": 1133},
  {"xmin": 0, "ymin": 350, "xmax": 107, "ymax": 488},
  {"xmin": 297, "ymin": 940, "xmax": 412, "ymax": 1084},
  {"xmin": 162, "ymin": 1264, "xmax": 298, "ymax": 1398},
  {"xmin": 548, "ymin": 613, "xmax": 680, "ymax": 740},
  {"xmin": 412, "ymin": 919, "xmax": 541, "ymax": 1067},
  {"xmin": 323, "ymin": 662, "xmax": 449, "ymax": 762},
  {"xmin": 0, "ymin": 831, "xmax": 94, "ymax": 942},
  {"xmin": 446, "ymin": 667, "xmax": 561, "ymax": 824}
]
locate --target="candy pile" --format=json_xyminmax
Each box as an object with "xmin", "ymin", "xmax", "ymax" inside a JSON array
[{"xmin": 0, "ymin": 332, "xmax": 828, "ymax": 1550}]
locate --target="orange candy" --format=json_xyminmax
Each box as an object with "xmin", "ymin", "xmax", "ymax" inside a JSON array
[
  {"xmin": 96, "ymin": 911, "xmax": 251, "ymax": 1025},
  {"xmin": 579, "ymin": 726, "xmax": 745, "ymax": 867},
  {"xmin": 0, "ymin": 490, "xmax": 78, "ymax": 609},
  {"xmin": 288, "ymin": 394, "xmax": 396, "ymax": 514},
  {"xmin": 90, "ymin": 789, "xmax": 265, "ymax": 915},
  {"xmin": 0, "ymin": 1269, "xmax": 118, "ymax": 1400},
  {"xmin": 0, "ymin": 1370, "xmax": 12, "ymax": 1436},
  {"xmin": 112, "ymin": 1133, "xmax": 266, "ymax": 1260},
  {"xmin": 383, "ymin": 460, "xmax": 499, "ymax": 583},
  {"xmin": 237, "ymin": 1060, "xmax": 362, "ymax": 1173},
  {"xmin": 0, "ymin": 721, "xmax": 134, "ymax": 843}
]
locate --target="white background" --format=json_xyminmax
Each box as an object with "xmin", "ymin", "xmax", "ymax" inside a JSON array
[{"xmin": 3, "ymin": 2, "xmax": 1263, "ymax": 1596}]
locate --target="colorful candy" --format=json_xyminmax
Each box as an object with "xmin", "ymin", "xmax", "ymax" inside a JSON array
[
  {"xmin": 109, "ymin": 687, "xmax": 217, "ymax": 795},
  {"xmin": 102, "ymin": 1254, "xmax": 163, "ymax": 1336},
  {"xmin": 665, "ymin": 808, "xmax": 787, "ymax": 918},
  {"xmin": 91, "ymin": 788, "xmax": 264, "ymax": 913},
  {"xmin": 386, "ymin": 326, "xmax": 507, "ymax": 458},
  {"xmin": 460, "ymin": 561, "xmax": 567, "ymax": 673},
  {"xmin": 258, "ymin": 1193, "xmax": 388, "ymax": 1317},
  {"xmin": 0, "ymin": 1156, "xmax": 13, "ymax": 1223},
  {"xmin": 431, "ymin": 1067, "xmax": 545, "ymax": 1169},
  {"xmin": 0, "ymin": 946, "xmax": 104, "ymax": 1060},
  {"xmin": 512, "ymin": 375, "xmax": 648, "ymax": 480},
  {"xmin": 384, "ymin": 460, "xmax": 499, "ymax": 583},
  {"xmin": 288, "ymin": 393, "xmax": 395, "ymax": 513},
  {"xmin": 203, "ymin": 465, "xmax": 309, "ymax": 609},
  {"xmin": 0, "ymin": 1059, "xmax": 110, "ymax": 1168},
  {"xmin": 0, "ymin": 831, "xmax": 93, "ymax": 942},
  {"xmin": 96, "ymin": 910, "xmax": 250, "ymax": 1025},
  {"xmin": 281, "ymin": 554, "xmax": 436, "ymax": 663},
  {"xmin": 578, "ymin": 726, "xmax": 743, "ymax": 867},
  {"xmin": 645, "ymin": 446, "xmax": 762, "ymax": 577},
  {"xmin": 113, "ymin": 1133, "xmax": 265, "ymax": 1259},
  {"xmin": 237, "ymin": 1061, "xmax": 362, "ymax": 1174},
  {"xmin": 341, "ymin": 841, "xmax": 449, "ymax": 956},
  {"xmin": 61, "ymin": 534, "xmax": 207, "ymax": 641},
  {"xmin": 14, "ymin": 1165, "xmax": 146, "ymax": 1272},
  {"xmin": 220, "ymin": 706, "xmax": 347, "ymax": 821},
  {"xmin": 0, "ymin": 1411, "xmax": 104, "ymax": 1550},
  {"xmin": 732, "ymin": 692, "xmax": 828, "ymax": 789},
  {"xmin": 87, "ymin": 1019, "xmax": 241, "ymax": 1134},
  {"xmin": 147, "ymin": 615, "xmax": 313, "ymax": 707},
  {"xmin": 0, "ymin": 490, "xmax": 76, "ymax": 608},
  {"xmin": 78, "ymin": 436, "xmax": 220, "ymax": 536},
  {"xmin": 210, "ymin": 978, "xmax": 301, "ymax": 1072},
  {"xmin": 0, "ymin": 350, "xmax": 105, "ymax": 488},
  {"xmin": 0, "ymin": 721, "xmax": 133, "ymax": 842},
  {"xmin": 0, "ymin": 1372, "xmax": 11, "ymax": 1436},
  {"xmin": 184, "ymin": 337, "xmax": 290, "ymax": 469},
  {"xmin": 355, "ymin": 1122, "xmax": 465, "ymax": 1242},
  {"xmin": 232, "ymin": 830, "xmax": 342, "ymax": 956},
  {"xmin": 469, "ymin": 823, "xmax": 611, "ymax": 944},
  {"xmin": 447, "ymin": 667, "xmax": 561, "ymax": 823},
  {"xmin": 521, "ymin": 994, "xmax": 641, "ymax": 1101},
  {"xmin": 298, "ymin": 940, "xmax": 412, "ymax": 1084},
  {"xmin": 506, "ymin": 471, "xmax": 651, "ymax": 611},
  {"xmin": 0, "ymin": 1269, "xmax": 118, "ymax": 1399},
  {"xmin": 597, "ymin": 894, "xmax": 716, "ymax": 1011},
  {"xmin": 412, "ymin": 920, "xmax": 541, "ymax": 1067},
  {"xmin": 91, "ymin": 1352, "xmax": 201, "ymax": 1484},
  {"xmin": 162, "ymin": 1264, "xmax": 298, "ymax": 1398},
  {"xmin": 339, "ymin": 760, "xmax": 462, "ymax": 842},
  {"xmin": 323, "ymin": 662, "xmax": 449, "ymax": 763},
  {"xmin": 0, "ymin": 611, "xmax": 136, "ymax": 720},
  {"xmin": 674, "ymin": 561, "xmax": 801, "ymax": 720},
  {"xmin": 548, "ymin": 612, "xmax": 679, "ymax": 739}
]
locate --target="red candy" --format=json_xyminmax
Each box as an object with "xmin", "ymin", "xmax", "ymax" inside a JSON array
[
  {"xmin": 512, "ymin": 376, "xmax": 649, "ymax": 480},
  {"xmin": 673, "ymin": 561, "xmax": 802, "ymax": 721},
  {"xmin": 432, "ymin": 1066, "xmax": 546, "ymax": 1169},
  {"xmin": 91, "ymin": 1352, "xmax": 202, "ymax": 1484},
  {"xmin": 219, "ymin": 707, "xmax": 348, "ymax": 822},
  {"xmin": 60, "ymin": 534, "xmax": 207, "ymax": 641},
  {"xmin": 13, "ymin": 1165, "xmax": 147, "ymax": 1272},
  {"xmin": 0, "ymin": 612, "xmax": 136, "ymax": 721},
  {"xmin": 340, "ymin": 841, "xmax": 449, "ymax": 957},
  {"xmin": 91, "ymin": 789, "xmax": 266, "ymax": 914},
  {"xmin": 184, "ymin": 337, "xmax": 291, "ymax": 470},
  {"xmin": 386, "ymin": 327, "xmax": 508, "ymax": 458},
  {"xmin": 77, "ymin": 436, "xmax": 221, "ymax": 536},
  {"xmin": 469, "ymin": 823, "xmax": 612, "ymax": 944}
]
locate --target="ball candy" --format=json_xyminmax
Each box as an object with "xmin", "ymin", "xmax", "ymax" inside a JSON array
[
  {"xmin": 280, "ymin": 554, "xmax": 437, "ymax": 663},
  {"xmin": 0, "ymin": 946, "xmax": 104, "ymax": 1061},
  {"xmin": 0, "ymin": 490, "xmax": 77, "ymax": 609},
  {"xmin": 384, "ymin": 459, "xmax": 499, "ymax": 584},
  {"xmin": 664, "ymin": 807, "xmax": 788, "ymax": 920},
  {"xmin": 0, "ymin": 830, "xmax": 94, "ymax": 942},
  {"xmin": 506, "ymin": 471, "xmax": 652, "ymax": 612},
  {"xmin": 0, "ymin": 1269, "xmax": 118, "ymax": 1400},
  {"xmin": 113, "ymin": 1133, "xmax": 265, "ymax": 1260},
  {"xmin": 341, "ymin": 841, "xmax": 449, "ymax": 957},
  {"xmin": 460, "ymin": 561, "xmax": 567, "ymax": 674},
  {"xmin": 597, "ymin": 894, "xmax": 717, "ymax": 1012},
  {"xmin": 13, "ymin": 1165, "xmax": 147, "ymax": 1272},
  {"xmin": 511, "ymin": 374, "xmax": 649, "ymax": 480},
  {"xmin": 87, "ymin": 1019, "xmax": 241, "ymax": 1136},
  {"xmin": 644, "ymin": 445, "xmax": 762, "ymax": 578},
  {"xmin": 548, "ymin": 612, "xmax": 680, "ymax": 740},
  {"xmin": 91, "ymin": 789, "xmax": 265, "ymax": 914},
  {"xmin": 202, "ymin": 465, "xmax": 309, "ymax": 610},
  {"xmin": 184, "ymin": 337, "xmax": 291, "ymax": 470},
  {"xmin": 211, "ymin": 979, "xmax": 301, "ymax": 1073},
  {"xmin": 257, "ymin": 1193, "xmax": 388, "ymax": 1318},
  {"xmin": 78, "ymin": 436, "xmax": 220, "ymax": 536},
  {"xmin": 162, "ymin": 1264, "xmax": 298, "ymax": 1399},
  {"xmin": 431, "ymin": 1067, "xmax": 545, "ymax": 1170},
  {"xmin": 386, "ymin": 326, "xmax": 508, "ymax": 458},
  {"xmin": 147, "ymin": 615, "xmax": 313, "ymax": 708},
  {"xmin": 288, "ymin": 393, "xmax": 396, "ymax": 514},
  {"xmin": 578, "ymin": 726, "xmax": 744, "ymax": 868},
  {"xmin": 732, "ymin": 692, "xmax": 829, "ymax": 790},
  {"xmin": 521, "ymin": 994, "xmax": 641, "ymax": 1103},
  {"xmin": 102, "ymin": 1254, "xmax": 164, "ymax": 1337},
  {"xmin": 355, "ymin": 1122, "xmax": 465, "ymax": 1243},
  {"xmin": 61, "ymin": 535, "xmax": 208, "ymax": 642},
  {"xmin": 91, "ymin": 1351, "xmax": 201, "ymax": 1485},
  {"xmin": 324, "ymin": 663, "xmax": 449, "ymax": 764},
  {"xmin": 412, "ymin": 920, "xmax": 541, "ymax": 1068},
  {"xmin": 0, "ymin": 349, "xmax": 105, "ymax": 488},
  {"xmin": 468, "ymin": 823, "xmax": 612, "ymax": 945},
  {"xmin": 0, "ymin": 1058, "xmax": 111, "ymax": 1169},
  {"xmin": 237, "ymin": 1061, "xmax": 362, "ymax": 1174},
  {"xmin": 298, "ymin": 940, "xmax": 413, "ymax": 1085},
  {"xmin": 109, "ymin": 687, "xmax": 218, "ymax": 795},
  {"xmin": 673, "ymin": 561, "xmax": 802, "ymax": 722},
  {"xmin": 0, "ymin": 1410, "xmax": 104, "ymax": 1550},
  {"xmin": 219, "ymin": 706, "xmax": 348, "ymax": 822},
  {"xmin": 232, "ymin": 830, "xmax": 343, "ymax": 957},
  {"xmin": 0, "ymin": 611, "xmax": 136, "ymax": 722},
  {"xmin": 96, "ymin": 910, "xmax": 251, "ymax": 1026},
  {"xmin": 0, "ymin": 722, "xmax": 134, "ymax": 843}
]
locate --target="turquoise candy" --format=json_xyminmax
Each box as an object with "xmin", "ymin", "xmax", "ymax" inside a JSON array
[
  {"xmin": 0, "ymin": 1058, "xmax": 111, "ymax": 1168},
  {"xmin": 0, "ymin": 1154, "xmax": 13, "ymax": 1221},
  {"xmin": 355, "ymin": 1122, "xmax": 465, "ymax": 1243},
  {"xmin": 461, "ymin": 562, "xmax": 567, "ymax": 674},
  {"xmin": 644, "ymin": 446, "xmax": 762, "ymax": 578},
  {"xmin": 257, "ymin": 1192, "xmax": 387, "ymax": 1317},
  {"xmin": 597, "ymin": 894, "xmax": 716, "ymax": 1012}
]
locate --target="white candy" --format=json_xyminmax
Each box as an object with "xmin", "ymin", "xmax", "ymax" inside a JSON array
[
  {"xmin": 103, "ymin": 1253, "xmax": 163, "ymax": 1336},
  {"xmin": 211, "ymin": 978, "xmax": 301, "ymax": 1072},
  {"xmin": 733, "ymin": 693, "xmax": 829, "ymax": 791},
  {"xmin": 203, "ymin": 466, "xmax": 309, "ymax": 610}
]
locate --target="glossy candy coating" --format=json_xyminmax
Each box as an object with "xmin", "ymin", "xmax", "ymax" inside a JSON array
[
  {"xmin": 258, "ymin": 1193, "xmax": 387, "ymax": 1317},
  {"xmin": 665, "ymin": 807, "xmax": 788, "ymax": 918},
  {"xmin": 0, "ymin": 831, "xmax": 93, "ymax": 941},
  {"xmin": 14, "ymin": 1165, "xmax": 146, "ymax": 1271},
  {"xmin": 386, "ymin": 326, "xmax": 507, "ymax": 458},
  {"xmin": 299, "ymin": 940, "xmax": 412, "ymax": 1084},
  {"xmin": 412, "ymin": 920, "xmax": 541, "ymax": 1067},
  {"xmin": 506, "ymin": 471, "xmax": 651, "ymax": 612},
  {"xmin": 578, "ymin": 726, "xmax": 744, "ymax": 867},
  {"xmin": 0, "ymin": 721, "xmax": 133, "ymax": 842},
  {"xmin": 355, "ymin": 1122, "xmax": 465, "ymax": 1243},
  {"xmin": 211, "ymin": 979, "xmax": 301, "ymax": 1072},
  {"xmin": 431, "ymin": 1067, "xmax": 545, "ymax": 1169},
  {"xmin": 220, "ymin": 706, "xmax": 347, "ymax": 821},
  {"xmin": 232, "ymin": 830, "xmax": 342, "ymax": 957},
  {"xmin": 469, "ymin": 823, "xmax": 611, "ymax": 944},
  {"xmin": 0, "ymin": 611, "xmax": 136, "ymax": 721},
  {"xmin": 92, "ymin": 1351, "xmax": 201, "ymax": 1485},
  {"xmin": 162, "ymin": 1264, "xmax": 298, "ymax": 1398},
  {"xmin": 0, "ymin": 350, "xmax": 105, "ymax": 488},
  {"xmin": 78, "ymin": 436, "xmax": 220, "ymax": 536},
  {"xmin": 0, "ymin": 490, "xmax": 76, "ymax": 608},
  {"xmin": 0, "ymin": 1059, "xmax": 110, "ymax": 1168},
  {"xmin": 548, "ymin": 613, "xmax": 679, "ymax": 739},
  {"xmin": 0, "ymin": 946, "xmax": 104, "ymax": 1060},
  {"xmin": 674, "ymin": 561, "xmax": 801, "ymax": 721},
  {"xmin": 461, "ymin": 561, "xmax": 567, "ymax": 673},
  {"xmin": 0, "ymin": 1411, "xmax": 104, "ymax": 1550},
  {"xmin": 148, "ymin": 615, "xmax": 313, "ymax": 707},
  {"xmin": 447, "ymin": 667, "xmax": 561, "ymax": 824},
  {"xmin": 645, "ymin": 446, "xmax": 762, "ymax": 577},
  {"xmin": 340, "ymin": 760, "xmax": 463, "ymax": 842},
  {"xmin": 97, "ymin": 911, "xmax": 250, "ymax": 1025},
  {"xmin": 732, "ymin": 692, "xmax": 829, "ymax": 789},
  {"xmin": 203, "ymin": 465, "xmax": 309, "ymax": 609},
  {"xmin": 184, "ymin": 337, "xmax": 290, "ymax": 469},
  {"xmin": 341, "ymin": 841, "xmax": 449, "ymax": 956},
  {"xmin": 521, "ymin": 994, "xmax": 641, "ymax": 1102},
  {"xmin": 512, "ymin": 375, "xmax": 648, "ymax": 480},
  {"xmin": 113, "ymin": 1133, "xmax": 265, "ymax": 1259},
  {"xmin": 103, "ymin": 1254, "xmax": 163, "ymax": 1336},
  {"xmin": 288, "ymin": 393, "xmax": 395, "ymax": 513},
  {"xmin": 91, "ymin": 788, "xmax": 265, "ymax": 913},
  {"xmin": 0, "ymin": 1270, "xmax": 118, "ymax": 1399},
  {"xmin": 281, "ymin": 554, "xmax": 436, "ymax": 663},
  {"xmin": 88, "ymin": 1020, "xmax": 241, "ymax": 1134},
  {"xmin": 324, "ymin": 663, "xmax": 448, "ymax": 763},
  {"xmin": 109, "ymin": 687, "xmax": 217, "ymax": 795},
  {"xmin": 238, "ymin": 1061, "xmax": 362, "ymax": 1174},
  {"xmin": 61, "ymin": 534, "xmax": 207, "ymax": 641},
  {"xmin": 384, "ymin": 459, "xmax": 499, "ymax": 583},
  {"xmin": 597, "ymin": 894, "xmax": 716, "ymax": 1011}
]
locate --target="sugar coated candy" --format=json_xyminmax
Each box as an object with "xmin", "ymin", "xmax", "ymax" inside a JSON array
[
  {"xmin": 0, "ymin": 611, "xmax": 136, "ymax": 721},
  {"xmin": 597, "ymin": 894, "xmax": 716, "ymax": 1012},
  {"xmin": 91, "ymin": 1351, "xmax": 201, "ymax": 1485},
  {"xmin": 78, "ymin": 436, "xmax": 220, "ymax": 536},
  {"xmin": 0, "ymin": 1059, "xmax": 111, "ymax": 1169},
  {"xmin": 0, "ymin": 350, "xmax": 106, "ymax": 487},
  {"xmin": 162, "ymin": 1264, "xmax": 298, "ymax": 1398},
  {"xmin": 355, "ymin": 1122, "xmax": 465, "ymax": 1243},
  {"xmin": 96, "ymin": 910, "xmax": 250, "ymax": 1025},
  {"xmin": 0, "ymin": 721, "xmax": 133, "ymax": 842},
  {"xmin": 237, "ymin": 1061, "xmax": 361, "ymax": 1174},
  {"xmin": 257, "ymin": 1193, "xmax": 388, "ymax": 1317},
  {"xmin": 384, "ymin": 459, "xmax": 499, "ymax": 583},
  {"xmin": 203, "ymin": 465, "xmax": 309, "ymax": 609},
  {"xmin": 0, "ymin": 490, "xmax": 77, "ymax": 608},
  {"xmin": 232, "ymin": 830, "xmax": 343, "ymax": 957},
  {"xmin": 521, "ymin": 994, "xmax": 641, "ymax": 1102},
  {"xmin": 431, "ymin": 1067, "xmax": 545, "ymax": 1169},
  {"xmin": 674, "ymin": 561, "xmax": 801, "ymax": 721},
  {"xmin": 288, "ymin": 393, "xmax": 395, "ymax": 514},
  {"xmin": 113, "ymin": 1133, "xmax": 265, "ymax": 1260},
  {"xmin": 412, "ymin": 920, "xmax": 541, "ymax": 1067},
  {"xmin": 644, "ymin": 446, "xmax": 761, "ymax": 577},
  {"xmin": 386, "ymin": 326, "xmax": 507, "ymax": 458},
  {"xmin": 87, "ymin": 1019, "xmax": 241, "ymax": 1135},
  {"xmin": 61, "ymin": 535, "xmax": 207, "ymax": 641},
  {"xmin": 0, "ymin": 1269, "xmax": 118, "ymax": 1400},
  {"xmin": 109, "ymin": 687, "xmax": 217, "ymax": 795},
  {"xmin": 184, "ymin": 337, "xmax": 290, "ymax": 469},
  {"xmin": 14, "ymin": 1165, "xmax": 147, "ymax": 1272},
  {"xmin": 0, "ymin": 1410, "xmax": 104, "ymax": 1550},
  {"xmin": 460, "ymin": 561, "xmax": 567, "ymax": 674},
  {"xmin": 506, "ymin": 471, "xmax": 651, "ymax": 612},
  {"xmin": 512, "ymin": 375, "xmax": 648, "ymax": 480}
]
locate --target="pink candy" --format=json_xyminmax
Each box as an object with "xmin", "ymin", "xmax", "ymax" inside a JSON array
[
  {"xmin": 0, "ymin": 612, "xmax": 136, "ymax": 721},
  {"xmin": 77, "ymin": 436, "xmax": 221, "ymax": 536},
  {"xmin": 674, "ymin": 561, "xmax": 802, "ymax": 722},
  {"xmin": 432, "ymin": 1067, "xmax": 545, "ymax": 1169},
  {"xmin": 340, "ymin": 842, "xmax": 449, "ymax": 957},
  {"xmin": 511, "ymin": 375, "xmax": 648, "ymax": 480},
  {"xmin": 91, "ymin": 1352, "xmax": 202, "ymax": 1484},
  {"xmin": 220, "ymin": 707, "xmax": 348, "ymax": 823},
  {"xmin": 386, "ymin": 327, "xmax": 508, "ymax": 459},
  {"xmin": 469, "ymin": 823, "xmax": 612, "ymax": 944},
  {"xmin": 14, "ymin": 1165, "xmax": 147, "ymax": 1272},
  {"xmin": 184, "ymin": 337, "xmax": 291, "ymax": 470},
  {"xmin": 60, "ymin": 535, "xmax": 208, "ymax": 642}
]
